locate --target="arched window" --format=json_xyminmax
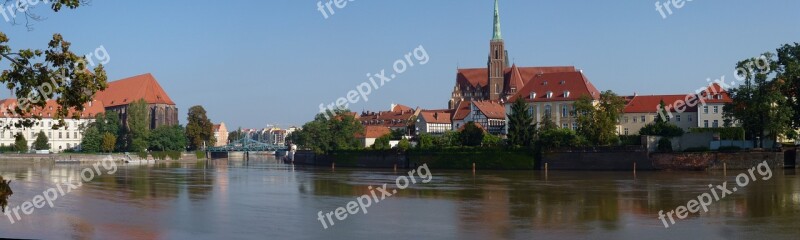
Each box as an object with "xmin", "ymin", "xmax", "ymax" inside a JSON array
[{"xmin": 544, "ymin": 105, "xmax": 552, "ymax": 118}]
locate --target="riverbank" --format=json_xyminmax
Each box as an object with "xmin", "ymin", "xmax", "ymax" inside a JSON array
[{"xmin": 0, "ymin": 152, "xmax": 203, "ymax": 163}]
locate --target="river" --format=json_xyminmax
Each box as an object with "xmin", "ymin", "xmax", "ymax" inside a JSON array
[{"xmin": 0, "ymin": 156, "xmax": 799, "ymax": 239}]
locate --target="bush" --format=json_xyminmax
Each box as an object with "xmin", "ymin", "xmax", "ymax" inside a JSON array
[
  {"xmin": 619, "ymin": 135, "xmax": 642, "ymax": 146},
  {"xmin": 136, "ymin": 151, "xmax": 148, "ymax": 159},
  {"xmin": 166, "ymin": 151, "xmax": 181, "ymax": 160},
  {"xmin": 717, "ymin": 146, "xmax": 742, "ymax": 152},
  {"xmin": 195, "ymin": 151, "xmax": 206, "ymax": 159},
  {"xmin": 640, "ymin": 122, "xmax": 684, "ymax": 138},
  {"xmin": 657, "ymin": 138, "xmax": 673, "ymax": 152},
  {"xmin": 683, "ymin": 146, "xmax": 710, "ymax": 152},
  {"xmin": 152, "ymin": 151, "xmax": 167, "ymax": 160}
]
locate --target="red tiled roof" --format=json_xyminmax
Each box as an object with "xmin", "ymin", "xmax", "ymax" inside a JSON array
[
  {"xmin": 94, "ymin": 73, "xmax": 175, "ymax": 107},
  {"xmin": 452, "ymin": 100, "xmax": 472, "ymax": 121},
  {"xmin": 356, "ymin": 126, "xmax": 392, "ymax": 139},
  {"xmin": 391, "ymin": 104, "xmax": 413, "ymax": 113},
  {"xmin": 508, "ymin": 71, "xmax": 601, "ymax": 102},
  {"xmin": 507, "ymin": 64, "xmax": 525, "ymax": 91},
  {"xmin": 623, "ymin": 95, "xmax": 699, "ymax": 113},
  {"xmin": 419, "ymin": 110, "xmax": 452, "ymax": 124},
  {"xmin": 697, "ymin": 83, "xmax": 733, "ymax": 104},
  {"xmin": 359, "ymin": 109, "xmax": 415, "ymax": 128},
  {"xmin": 0, "ymin": 98, "xmax": 105, "ymax": 119},
  {"xmin": 472, "ymin": 101, "xmax": 506, "ymax": 119},
  {"xmin": 456, "ymin": 66, "xmax": 576, "ymax": 88}
]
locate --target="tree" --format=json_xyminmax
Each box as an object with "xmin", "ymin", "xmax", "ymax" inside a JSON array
[
  {"xmin": 185, "ymin": 105, "xmax": 215, "ymax": 151},
  {"xmin": 14, "ymin": 133, "xmax": 27, "ymax": 152},
  {"xmin": 126, "ymin": 99, "xmax": 150, "ymax": 152},
  {"xmin": 538, "ymin": 128, "xmax": 585, "ymax": 149},
  {"xmin": 575, "ymin": 91, "xmax": 626, "ymax": 146},
  {"xmin": 80, "ymin": 126, "xmax": 101, "ymax": 152},
  {"xmin": 460, "ymin": 122, "xmax": 484, "ymax": 147},
  {"xmin": 640, "ymin": 102, "xmax": 685, "ymax": 138},
  {"xmin": 389, "ymin": 128, "xmax": 405, "ymax": 140},
  {"xmin": 149, "ymin": 125, "xmax": 188, "ymax": 151},
  {"xmin": 775, "ymin": 43, "xmax": 800, "ymax": 131},
  {"xmin": 33, "ymin": 131, "xmax": 49, "ymax": 150},
  {"xmin": 724, "ymin": 54, "xmax": 794, "ymax": 147},
  {"xmin": 292, "ymin": 108, "xmax": 364, "ymax": 154},
  {"xmin": 539, "ymin": 114, "xmax": 558, "ymax": 132},
  {"xmin": 507, "ymin": 97, "xmax": 535, "ymax": 147},
  {"xmin": 101, "ymin": 132, "xmax": 116, "ymax": 153},
  {"xmin": 229, "ymin": 128, "xmax": 244, "ymax": 143},
  {"xmin": 397, "ymin": 138, "xmax": 411, "ymax": 151},
  {"xmin": 416, "ymin": 133, "xmax": 435, "ymax": 149},
  {"xmin": 372, "ymin": 134, "xmax": 391, "ymax": 150},
  {"xmin": 482, "ymin": 134, "xmax": 503, "ymax": 147},
  {"xmin": 0, "ymin": 2, "xmax": 107, "ymax": 129}
]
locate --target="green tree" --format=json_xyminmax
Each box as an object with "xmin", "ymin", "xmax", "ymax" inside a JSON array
[
  {"xmin": 507, "ymin": 97, "xmax": 535, "ymax": 147},
  {"xmin": 101, "ymin": 132, "xmax": 116, "ymax": 153},
  {"xmin": 575, "ymin": 91, "xmax": 626, "ymax": 146},
  {"xmin": 185, "ymin": 105, "xmax": 215, "ymax": 150},
  {"xmin": 0, "ymin": 2, "xmax": 108, "ymax": 129},
  {"xmin": 389, "ymin": 128, "xmax": 405, "ymax": 140},
  {"xmin": 538, "ymin": 128, "xmax": 585, "ymax": 149},
  {"xmin": 482, "ymin": 134, "xmax": 503, "ymax": 147},
  {"xmin": 397, "ymin": 138, "xmax": 411, "ymax": 151},
  {"xmin": 14, "ymin": 133, "xmax": 27, "ymax": 152},
  {"xmin": 149, "ymin": 125, "xmax": 188, "ymax": 151},
  {"xmin": 724, "ymin": 54, "xmax": 794, "ymax": 147},
  {"xmin": 33, "ymin": 131, "xmax": 49, "ymax": 150},
  {"xmin": 125, "ymin": 99, "xmax": 151, "ymax": 152},
  {"xmin": 372, "ymin": 134, "xmax": 391, "ymax": 150},
  {"xmin": 292, "ymin": 109, "xmax": 364, "ymax": 154},
  {"xmin": 460, "ymin": 122, "xmax": 484, "ymax": 147},
  {"xmin": 437, "ymin": 131, "xmax": 461, "ymax": 147},
  {"xmin": 641, "ymin": 102, "xmax": 685, "ymax": 138},
  {"xmin": 775, "ymin": 43, "xmax": 800, "ymax": 132},
  {"xmin": 539, "ymin": 114, "xmax": 558, "ymax": 132},
  {"xmin": 417, "ymin": 133, "xmax": 435, "ymax": 149},
  {"xmin": 80, "ymin": 126, "xmax": 101, "ymax": 153}
]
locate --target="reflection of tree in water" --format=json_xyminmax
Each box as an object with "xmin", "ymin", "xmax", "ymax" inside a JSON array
[{"xmin": 0, "ymin": 176, "xmax": 11, "ymax": 213}]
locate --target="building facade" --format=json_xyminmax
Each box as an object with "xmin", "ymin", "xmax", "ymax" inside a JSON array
[
  {"xmin": 213, "ymin": 122, "xmax": 229, "ymax": 147},
  {"xmin": 0, "ymin": 99, "xmax": 105, "ymax": 152}
]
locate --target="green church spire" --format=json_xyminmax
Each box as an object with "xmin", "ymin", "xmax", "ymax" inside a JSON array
[{"xmin": 492, "ymin": 0, "xmax": 502, "ymax": 40}]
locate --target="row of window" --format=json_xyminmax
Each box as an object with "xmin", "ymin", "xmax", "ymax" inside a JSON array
[{"xmin": 2, "ymin": 131, "xmax": 80, "ymax": 139}]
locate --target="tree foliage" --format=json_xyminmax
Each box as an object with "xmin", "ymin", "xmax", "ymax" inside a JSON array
[
  {"xmin": 775, "ymin": 43, "xmax": 800, "ymax": 131},
  {"xmin": 460, "ymin": 122, "xmax": 484, "ymax": 147},
  {"xmin": 149, "ymin": 125, "xmax": 188, "ymax": 151},
  {"xmin": 101, "ymin": 132, "xmax": 116, "ymax": 153},
  {"xmin": 185, "ymin": 105, "xmax": 215, "ymax": 151},
  {"xmin": 0, "ymin": 2, "xmax": 106, "ymax": 129},
  {"xmin": 372, "ymin": 134, "xmax": 391, "ymax": 150},
  {"xmin": 574, "ymin": 91, "xmax": 626, "ymax": 146},
  {"xmin": 33, "ymin": 131, "xmax": 49, "ymax": 150},
  {"xmin": 14, "ymin": 133, "xmax": 27, "ymax": 152},
  {"xmin": 724, "ymin": 53, "xmax": 795, "ymax": 147},
  {"xmin": 127, "ymin": 99, "xmax": 150, "ymax": 152},
  {"xmin": 397, "ymin": 138, "xmax": 411, "ymax": 151},
  {"xmin": 507, "ymin": 97, "xmax": 535, "ymax": 147},
  {"xmin": 80, "ymin": 126, "xmax": 101, "ymax": 153},
  {"xmin": 538, "ymin": 128, "xmax": 585, "ymax": 149},
  {"xmin": 416, "ymin": 133, "xmax": 435, "ymax": 149},
  {"xmin": 290, "ymin": 109, "xmax": 364, "ymax": 154}
]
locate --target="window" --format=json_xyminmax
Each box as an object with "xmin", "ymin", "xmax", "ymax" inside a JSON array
[
  {"xmin": 48, "ymin": 132, "xmax": 51, "ymax": 138},
  {"xmin": 704, "ymin": 120, "xmax": 709, "ymax": 128},
  {"xmin": 572, "ymin": 123, "xmax": 578, "ymax": 131},
  {"xmin": 704, "ymin": 106, "xmax": 709, "ymax": 114},
  {"xmin": 563, "ymin": 91, "xmax": 570, "ymax": 98},
  {"xmin": 713, "ymin": 120, "xmax": 719, "ymax": 128},
  {"xmin": 713, "ymin": 106, "xmax": 719, "ymax": 114},
  {"xmin": 562, "ymin": 105, "xmax": 568, "ymax": 117},
  {"xmin": 562, "ymin": 123, "xmax": 568, "ymax": 129},
  {"xmin": 624, "ymin": 117, "xmax": 629, "ymax": 123},
  {"xmin": 641, "ymin": 116, "xmax": 646, "ymax": 122},
  {"xmin": 688, "ymin": 115, "xmax": 693, "ymax": 122},
  {"xmin": 530, "ymin": 92, "xmax": 537, "ymax": 99},
  {"xmin": 74, "ymin": 132, "xmax": 78, "ymax": 139},
  {"xmin": 633, "ymin": 117, "xmax": 637, "ymax": 123},
  {"xmin": 546, "ymin": 91, "xmax": 553, "ymax": 98},
  {"xmin": 624, "ymin": 128, "xmax": 629, "ymax": 135},
  {"xmin": 66, "ymin": 132, "xmax": 70, "ymax": 139},
  {"xmin": 59, "ymin": 132, "xmax": 62, "ymax": 139},
  {"xmin": 544, "ymin": 105, "xmax": 552, "ymax": 117}
]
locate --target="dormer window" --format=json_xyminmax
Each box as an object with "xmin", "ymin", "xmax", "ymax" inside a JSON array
[
  {"xmin": 543, "ymin": 81, "xmax": 548, "ymax": 86},
  {"xmin": 546, "ymin": 91, "xmax": 553, "ymax": 99},
  {"xmin": 716, "ymin": 94, "xmax": 723, "ymax": 100},
  {"xmin": 563, "ymin": 91, "xmax": 571, "ymax": 98},
  {"xmin": 560, "ymin": 80, "xmax": 566, "ymax": 85},
  {"xmin": 530, "ymin": 92, "xmax": 537, "ymax": 99}
]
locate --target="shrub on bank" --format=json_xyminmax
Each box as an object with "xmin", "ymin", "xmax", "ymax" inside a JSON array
[
  {"xmin": 408, "ymin": 147, "xmax": 536, "ymax": 170},
  {"xmin": 195, "ymin": 151, "xmax": 206, "ymax": 159},
  {"xmin": 657, "ymin": 138, "xmax": 673, "ymax": 152}
]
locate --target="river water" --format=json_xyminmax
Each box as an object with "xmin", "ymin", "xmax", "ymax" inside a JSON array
[{"xmin": 0, "ymin": 156, "xmax": 799, "ymax": 240}]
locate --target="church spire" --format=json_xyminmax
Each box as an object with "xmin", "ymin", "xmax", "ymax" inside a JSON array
[{"xmin": 492, "ymin": 0, "xmax": 502, "ymax": 40}]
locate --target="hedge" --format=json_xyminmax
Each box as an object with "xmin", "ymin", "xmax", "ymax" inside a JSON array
[{"xmin": 690, "ymin": 127, "xmax": 745, "ymax": 140}]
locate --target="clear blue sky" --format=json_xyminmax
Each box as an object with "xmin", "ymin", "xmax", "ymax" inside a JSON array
[{"xmin": 2, "ymin": 0, "xmax": 798, "ymax": 129}]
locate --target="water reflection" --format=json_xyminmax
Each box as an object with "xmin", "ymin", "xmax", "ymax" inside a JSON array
[
  {"xmin": 0, "ymin": 176, "xmax": 11, "ymax": 213},
  {"xmin": 0, "ymin": 157, "xmax": 798, "ymax": 239}
]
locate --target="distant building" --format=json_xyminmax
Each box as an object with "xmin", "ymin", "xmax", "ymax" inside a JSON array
[
  {"xmin": 453, "ymin": 100, "xmax": 506, "ymax": 135},
  {"xmin": 94, "ymin": 73, "xmax": 179, "ymax": 129},
  {"xmin": 0, "ymin": 99, "xmax": 105, "ymax": 152},
  {"xmin": 212, "ymin": 122, "xmax": 228, "ymax": 147},
  {"xmin": 358, "ymin": 104, "xmax": 420, "ymax": 133},
  {"xmin": 356, "ymin": 126, "xmax": 392, "ymax": 148},
  {"xmin": 506, "ymin": 71, "xmax": 602, "ymax": 132},
  {"xmin": 415, "ymin": 110, "xmax": 452, "ymax": 135},
  {"xmin": 617, "ymin": 83, "xmax": 733, "ymax": 135}
]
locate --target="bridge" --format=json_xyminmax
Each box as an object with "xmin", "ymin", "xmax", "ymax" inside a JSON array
[{"xmin": 206, "ymin": 137, "xmax": 287, "ymax": 153}]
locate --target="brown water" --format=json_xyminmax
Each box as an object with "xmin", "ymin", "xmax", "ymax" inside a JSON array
[{"xmin": 0, "ymin": 156, "xmax": 799, "ymax": 240}]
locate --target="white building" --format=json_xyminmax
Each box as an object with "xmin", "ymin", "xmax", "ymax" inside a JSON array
[
  {"xmin": 0, "ymin": 99, "xmax": 105, "ymax": 152},
  {"xmin": 415, "ymin": 110, "xmax": 452, "ymax": 135}
]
